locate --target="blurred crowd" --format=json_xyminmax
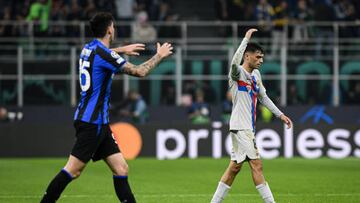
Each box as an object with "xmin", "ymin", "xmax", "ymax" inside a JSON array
[
  {"xmin": 1, "ymin": 0, "xmax": 359, "ymax": 57},
  {"xmin": 2, "ymin": 0, "xmax": 360, "ymax": 38},
  {"xmin": 112, "ymin": 90, "xmax": 148, "ymax": 124},
  {"xmin": 0, "ymin": 0, "xmax": 175, "ymax": 23},
  {"xmin": 0, "ymin": 0, "xmax": 178, "ymax": 39},
  {"xmin": 215, "ymin": 0, "xmax": 360, "ymax": 58},
  {"xmin": 215, "ymin": 0, "xmax": 360, "ymax": 24},
  {"xmin": 0, "ymin": 0, "xmax": 359, "ymax": 111}
]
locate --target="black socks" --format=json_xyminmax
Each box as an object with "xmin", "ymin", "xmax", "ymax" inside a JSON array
[
  {"xmin": 40, "ymin": 170, "xmax": 136, "ymax": 203},
  {"xmin": 40, "ymin": 169, "xmax": 73, "ymax": 203},
  {"xmin": 113, "ymin": 175, "xmax": 136, "ymax": 203}
]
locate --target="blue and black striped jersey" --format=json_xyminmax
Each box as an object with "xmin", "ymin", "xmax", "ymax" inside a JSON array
[{"xmin": 74, "ymin": 39, "xmax": 126, "ymax": 124}]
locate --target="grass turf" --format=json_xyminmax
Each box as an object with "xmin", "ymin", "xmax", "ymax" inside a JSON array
[{"xmin": 0, "ymin": 158, "xmax": 359, "ymax": 203}]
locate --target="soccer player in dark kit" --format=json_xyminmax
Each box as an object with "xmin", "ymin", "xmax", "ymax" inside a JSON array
[{"xmin": 40, "ymin": 12, "xmax": 173, "ymax": 203}]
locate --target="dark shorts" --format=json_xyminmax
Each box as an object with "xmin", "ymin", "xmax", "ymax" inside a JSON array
[{"xmin": 71, "ymin": 120, "xmax": 120, "ymax": 163}]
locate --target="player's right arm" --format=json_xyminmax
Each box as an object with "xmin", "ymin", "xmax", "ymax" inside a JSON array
[
  {"xmin": 111, "ymin": 43, "xmax": 145, "ymax": 56},
  {"xmin": 230, "ymin": 28, "xmax": 257, "ymax": 81},
  {"xmin": 122, "ymin": 42, "xmax": 173, "ymax": 77},
  {"xmin": 255, "ymin": 70, "xmax": 293, "ymax": 129}
]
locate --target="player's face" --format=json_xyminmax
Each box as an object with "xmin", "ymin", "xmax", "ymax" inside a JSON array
[{"xmin": 247, "ymin": 51, "xmax": 264, "ymax": 69}]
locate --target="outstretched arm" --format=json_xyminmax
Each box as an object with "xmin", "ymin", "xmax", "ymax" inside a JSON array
[
  {"xmin": 257, "ymin": 77, "xmax": 293, "ymax": 129},
  {"xmin": 258, "ymin": 94, "xmax": 292, "ymax": 129},
  {"xmin": 122, "ymin": 42, "xmax": 173, "ymax": 77},
  {"xmin": 111, "ymin": 43, "xmax": 145, "ymax": 56},
  {"xmin": 230, "ymin": 28, "xmax": 257, "ymax": 80}
]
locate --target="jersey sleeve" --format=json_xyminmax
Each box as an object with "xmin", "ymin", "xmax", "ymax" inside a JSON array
[
  {"xmin": 229, "ymin": 64, "xmax": 241, "ymax": 81},
  {"xmin": 95, "ymin": 47, "xmax": 126, "ymax": 73},
  {"xmin": 229, "ymin": 38, "xmax": 249, "ymax": 81},
  {"xmin": 255, "ymin": 70, "xmax": 283, "ymax": 117},
  {"xmin": 231, "ymin": 37, "xmax": 249, "ymax": 66}
]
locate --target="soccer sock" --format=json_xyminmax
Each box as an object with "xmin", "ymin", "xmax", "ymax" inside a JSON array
[
  {"xmin": 113, "ymin": 175, "xmax": 136, "ymax": 203},
  {"xmin": 256, "ymin": 182, "xmax": 275, "ymax": 203},
  {"xmin": 210, "ymin": 181, "xmax": 231, "ymax": 203},
  {"xmin": 40, "ymin": 169, "xmax": 73, "ymax": 203}
]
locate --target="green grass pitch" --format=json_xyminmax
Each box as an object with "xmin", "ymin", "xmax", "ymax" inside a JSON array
[{"xmin": 0, "ymin": 158, "xmax": 359, "ymax": 203}]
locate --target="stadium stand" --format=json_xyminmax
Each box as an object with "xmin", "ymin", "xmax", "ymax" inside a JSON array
[{"xmin": 0, "ymin": 0, "xmax": 360, "ymax": 108}]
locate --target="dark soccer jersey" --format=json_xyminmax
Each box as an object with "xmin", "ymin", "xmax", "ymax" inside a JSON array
[{"xmin": 74, "ymin": 39, "xmax": 126, "ymax": 124}]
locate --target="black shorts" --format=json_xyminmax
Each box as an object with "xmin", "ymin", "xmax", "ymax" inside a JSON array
[{"xmin": 71, "ymin": 120, "xmax": 120, "ymax": 163}]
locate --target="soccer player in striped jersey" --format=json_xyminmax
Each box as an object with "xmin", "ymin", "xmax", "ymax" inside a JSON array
[
  {"xmin": 40, "ymin": 12, "xmax": 173, "ymax": 203},
  {"xmin": 210, "ymin": 29, "xmax": 292, "ymax": 203}
]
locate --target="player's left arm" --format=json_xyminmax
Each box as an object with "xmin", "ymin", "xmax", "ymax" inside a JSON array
[
  {"xmin": 257, "ymin": 72, "xmax": 292, "ymax": 128},
  {"xmin": 111, "ymin": 43, "xmax": 145, "ymax": 56}
]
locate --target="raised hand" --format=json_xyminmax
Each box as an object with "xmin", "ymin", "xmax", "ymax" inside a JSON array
[
  {"xmin": 122, "ymin": 42, "xmax": 174, "ymax": 77},
  {"xmin": 245, "ymin": 28, "xmax": 258, "ymax": 40},
  {"xmin": 156, "ymin": 42, "xmax": 173, "ymax": 59}
]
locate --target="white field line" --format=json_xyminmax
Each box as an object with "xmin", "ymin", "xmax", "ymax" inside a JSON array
[{"xmin": 0, "ymin": 193, "xmax": 359, "ymax": 199}]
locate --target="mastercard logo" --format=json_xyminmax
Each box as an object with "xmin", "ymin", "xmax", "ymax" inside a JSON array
[{"xmin": 110, "ymin": 122, "xmax": 142, "ymax": 160}]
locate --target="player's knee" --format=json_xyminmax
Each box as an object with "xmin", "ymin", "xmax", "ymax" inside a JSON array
[
  {"xmin": 230, "ymin": 164, "xmax": 241, "ymax": 174},
  {"xmin": 72, "ymin": 171, "xmax": 81, "ymax": 178},
  {"xmin": 64, "ymin": 167, "xmax": 84, "ymax": 179},
  {"xmin": 70, "ymin": 168, "xmax": 84, "ymax": 178},
  {"xmin": 113, "ymin": 163, "xmax": 129, "ymax": 176}
]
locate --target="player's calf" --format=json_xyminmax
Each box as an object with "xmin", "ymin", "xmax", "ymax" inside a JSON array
[
  {"xmin": 249, "ymin": 159, "xmax": 265, "ymax": 185},
  {"xmin": 41, "ymin": 155, "xmax": 86, "ymax": 202},
  {"xmin": 249, "ymin": 160, "xmax": 275, "ymax": 203},
  {"xmin": 40, "ymin": 169, "xmax": 74, "ymax": 203},
  {"xmin": 113, "ymin": 175, "xmax": 136, "ymax": 203},
  {"xmin": 221, "ymin": 161, "xmax": 242, "ymax": 186},
  {"xmin": 106, "ymin": 153, "xmax": 136, "ymax": 203},
  {"xmin": 211, "ymin": 161, "xmax": 243, "ymax": 203}
]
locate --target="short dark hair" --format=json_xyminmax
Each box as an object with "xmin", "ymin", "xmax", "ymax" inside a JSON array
[
  {"xmin": 244, "ymin": 42, "xmax": 264, "ymax": 54},
  {"xmin": 89, "ymin": 12, "xmax": 114, "ymax": 38}
]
